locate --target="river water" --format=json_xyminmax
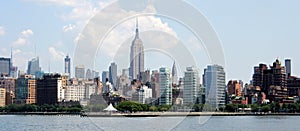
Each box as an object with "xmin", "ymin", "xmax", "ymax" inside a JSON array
[{"xmin": 0, "ymin": 115, "xmax": 299, "ymax": 131}]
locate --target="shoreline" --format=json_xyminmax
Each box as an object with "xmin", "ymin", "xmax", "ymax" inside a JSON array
[{"xmin": 2, "ymin": 112, "xmax": 300, "ymax": 117}]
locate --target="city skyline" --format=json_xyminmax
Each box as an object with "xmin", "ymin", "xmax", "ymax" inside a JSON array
[{"xmin": 1, "ymin": 0, "xmax": 300, "ymax": 83}]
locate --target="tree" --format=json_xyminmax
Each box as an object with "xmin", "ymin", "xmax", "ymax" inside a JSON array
[
  {"xmin": 225, "ymin": 104, "xmax": 237, "ymax": 112},
  {"xmin": 261, "ymin": 105, "xmax": 270, "ymax": 112}
]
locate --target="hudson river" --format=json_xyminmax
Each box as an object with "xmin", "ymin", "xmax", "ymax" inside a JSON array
[{"xmin": 0, "ymin": 115, "xmax": 299, "ymax": 130}]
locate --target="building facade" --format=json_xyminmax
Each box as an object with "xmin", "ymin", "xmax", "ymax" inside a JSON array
[
  {"xmin": 36, "ymin": 74, "xmax": 65, "ymax": 105},
  {"xmin": 75, "ymin": 65, "xmax": 85, "ymax": 79},
  {"xmin": 252, "ymin": 59, "xmax": 287, "ymax": 102},
  {"xmin": 227, "ymin": 80, "xmax": 243, "ymax": 97},
  {"xmin": 65, "ymin": 55, "xmax": 71, "ymax": 77},
  {"xmin": 159, "ymin": 67, "xmax": 172, "ymax": 105},
  {"xmin": 27, "ymin": 57, "xmax": 41, "ymax": 76},
  {"xmin": 204, "ymin": 65, "xmax": 226, "ymax": 110},
  {"xmin": 129, "ymin": 18, "xmax": 144, "ymax": 80},
  {"xmin": 15, "ymin": 75, "xmax": 36, "ymax": 104},
  {"xmin": 183, "ymin": 66, "xmax": 200, "ymax": 105},
  {"xmin": 0, "ymin": 57, "xmax": 11, "ymax": 76},
  {"xmin": 109, "ymin": 62, "xmax": 117, "ymax": 88}
]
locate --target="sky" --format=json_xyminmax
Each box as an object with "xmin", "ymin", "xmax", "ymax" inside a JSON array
[{"xmin": 0, "ymin": 0, "xmax": 300, "ymax": 83}]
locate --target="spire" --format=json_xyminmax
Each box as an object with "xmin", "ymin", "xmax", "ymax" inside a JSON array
[{"xmin": 135, "ymin": 17, "xmax": 139, "ymax": 39}]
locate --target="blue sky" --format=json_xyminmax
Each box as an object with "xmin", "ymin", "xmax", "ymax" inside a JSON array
[{"xmin": 0, "ymin": 0, "xmax": 300, "ymax": 83}]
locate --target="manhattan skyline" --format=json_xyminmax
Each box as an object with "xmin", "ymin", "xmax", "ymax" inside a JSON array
[{"xmin": 0, "ymin": 0, "xmax": 300, "ymax": 84}]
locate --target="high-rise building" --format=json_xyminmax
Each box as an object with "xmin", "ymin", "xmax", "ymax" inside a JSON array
[
  {"xmin": 172, "ymin": 61, "xmax": 178, "ymax": 85},
  {"xmin": 183, "ymin": 66, "xmax": 200, "ymax": 105},
  {"xmin": 27, "ymin": 57, "xmax": 41, "ymax": 76},
  {"xmin": 252, "ymin": 59, "xmax": 287, "ymax": 102},
  {"xmin": 129, "ymin": 18, "xmax": 144, "ymax": 80},
  {"xmin": 204, "ymin": 65, "xmax": 226, "ymax": 110},
  {"xmin": 75, "ymin": 65, "xmax": 85, "ymax": 79},
  {"xmin": 285, "ymin": 59, "xmax": 291, "ymax": 78},
  {"xmin": 109, "ymin": 62, "xmax": 117, "ymax": 88},
  {"xmin": 65, "ymin": 55, "xmax": 71, "ymax": 77},
  {"xmin": 0, "ymin": 57, "xmax": 11, "ymax": 76},
  {"xmin": 159, "ymin": 67, "xmax": 172, "ymax": 105},
  {"xmin": 102, "ymin": 71, "xmax": 109, "ymax": 93},
  {"xmin": 15, "ymin": 75, "xmax": 36, "ymax": 104}
]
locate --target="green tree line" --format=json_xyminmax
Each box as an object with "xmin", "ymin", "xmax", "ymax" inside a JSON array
[{"xmin": 0, "ymin": 104, "xmax": 82, "ymax": 113}]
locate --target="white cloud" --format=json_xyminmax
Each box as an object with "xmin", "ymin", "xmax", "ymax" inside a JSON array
[
  {"xmin": 63, "ymin": 24, "xmax": 76, "ymax": 32},
  {"xmin": 21, "ymin": 29, "xmax": 34, "ymax": 37},
  {"xmin": 13, "ymin": 38, "xmax": 27, "ymax": 46},
  {"xmin": 48, "ymin": 47, "xmax": 65, "ymax": 61},
  {"xmin": 0, "ymin": 26, "xmax": 5, "ymax": 36},
  {"xmin": 12, "ymin": 29, "xmax": 34, "ymax": 47}
]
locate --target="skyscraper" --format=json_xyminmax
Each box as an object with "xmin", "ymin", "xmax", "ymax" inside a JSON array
[
  {"xmin": 65, "ymin": 55, "xmax": 71, "ymax": 77},
  {"xmin": 0, "ymin": 57, "xmax": 11, "ymax": 76},
  {"xmin": 129, "ymin": 18, "xmax": 144, "ymax": 80},
  {"xmin": 285, "ymin": 59, "xmax": 291, "ymax": 78},
  {"xmin": 109, "ymin": 62, "xmax": 117, "ymax": 88},
  {"xmin": 204, "ymin": 65, "xmax": 226, "ymax": 110},
  {"xmin": 75, "ymin": 65, "xmax": 85, "ymax": 79},
  {"xmin": 159, "ymin": 67, "xmax": 172, "ymax": 105},
  {"xmin": 27, "ymin": 57, "xmax": 41, "ymax": 76},
  {"xmin": 183, "ymin": 66, "xmax": 200, "ymax": 105},
  {"xmin": 172, "ymin": 61, "xmax": 178, "ymax": 84}
]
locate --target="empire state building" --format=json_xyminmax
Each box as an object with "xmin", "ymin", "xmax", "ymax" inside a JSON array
[{"xmin": 129, "ymin": 19, "xmax": 144, "ymax": 80}]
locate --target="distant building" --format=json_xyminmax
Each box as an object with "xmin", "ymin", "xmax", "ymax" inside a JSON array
[
  {"xmin": 252, "ymin": 59, "xmax": 287, "ymax": 102},
  {"xmin": 138, "ymin": 85, "xmax": 152, "ymax": 104},
  {"xmin": 64, "ymin": 55, "xmax": 71, "ymax": 77},
  {"xmin": 285, "ymin": 59, "xmax": 291, "ymax": 78},
  {"xmin": 102, "ymin": 71, "xmax": 109, "ymax": 93},
  {"xmin": 151, "ymin": 70, "xmax": 160, "ymax": 99},
  {"xmin": 86, "ymin": 69, "xmax": 92, "ymax": 79},
  {"xmin": 227, "ymin": 80, "xmax": 243, "ymax": 97},
  {"xmin": 116, "ymin": 71, "xmax": 131, "ymax": 97},
  {"xmin": 0, "ymin": 88, "xmax": 5, "ymax": 107},
  {"xmin": 287, "ymin": 76, "xmax": 300, "ymax": 97},
  {"xmin": 75, "ymin": 65, "xmax": 85, "ymax": 79},
  {"xmin": 36, "ymin": 74, "xmax": 65, "ymax": 105},
  {"xmin": 0, "ymin": 77, "xmax": 16, "ymax": 105},
  {"xmin": 109, "ymin": 62, "xmax": 117, "ymax": 88},
  {"xmin": 183, "ymin": 66, "xmax": 200, "ymax": 105},
  {"xmin": 159, "ymin": 67, "xmax": 172, "ymax": 105},
  {"xmin": 139, "ymin": 70, "xmax": 150, "ymax": 84},
  {"xmin": 65, "ymin": 83, "xmax": 85, "ymax": 102},
  {"xmin": 129, "ymin": 18, "xmax": 144, "ymax": 80},
  {"xmin": 172, "ymin": 61, "xmax": 178, "ymax": 85},
  {"xmin": 0, "ymin": 57, "xmax": 11, "ymax": 76},
  {"xmin": 204, "ymin": 65, "xmax": 226, "ymax": 110},
  {"xmin": 27, "ymin": 57, "xmax": 41, "ymax": 76},
  {"xmin": 15, "ymin": 75, "xmax": 36, "ymax": 104}
]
